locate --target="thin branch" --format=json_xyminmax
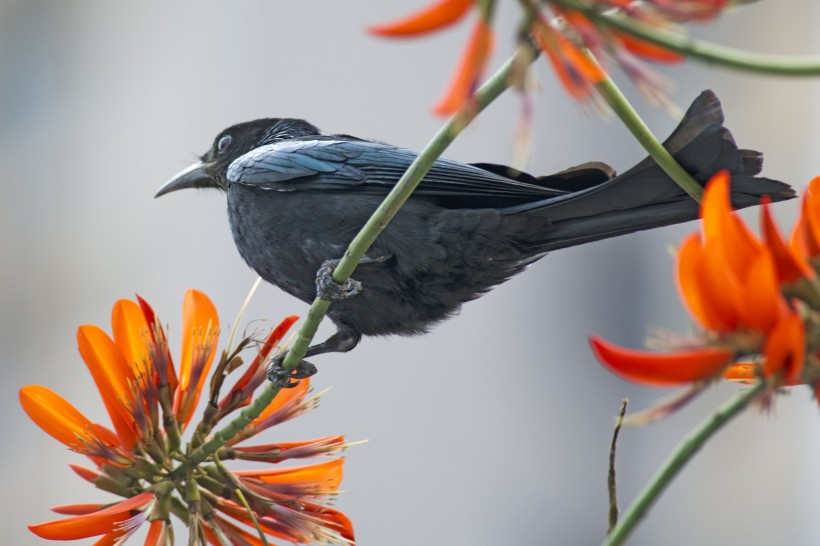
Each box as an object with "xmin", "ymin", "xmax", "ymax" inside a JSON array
[
  {"xmin": 603, "ymin": 382, "xmax": 764, "ymax": 546},
  {"xmin": 608, "ymin": 399, "xmax": 628, "ymax": 534}
]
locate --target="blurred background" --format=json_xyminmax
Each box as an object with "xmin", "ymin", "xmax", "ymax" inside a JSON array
[{"xmin": 2, "ymin": 1, "xmax": 819, "ymax": 544}]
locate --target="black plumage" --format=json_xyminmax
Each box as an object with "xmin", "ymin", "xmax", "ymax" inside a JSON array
[{"xmin": 157, "ymin": 90, "xmax": 793, "ymax": 360}]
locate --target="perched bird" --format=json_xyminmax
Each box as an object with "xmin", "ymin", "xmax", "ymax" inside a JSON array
[{"xmin": 157, "ymin": 90, "xmax": 792, "ymax": 372}]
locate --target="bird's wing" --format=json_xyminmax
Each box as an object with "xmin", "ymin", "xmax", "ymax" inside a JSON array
[{"xmin": 227, "ymin": 138, "xmax": 569, "ymax": 203}]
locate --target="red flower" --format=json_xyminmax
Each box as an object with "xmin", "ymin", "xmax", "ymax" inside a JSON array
[
  {"xmin": 21, "ymin": 290, "xmax": 354, "ymax": 544},
  {"xmin": 370, "ymin": 1, "xmax": 735, "ymax": 110},
  {"xmin": 591, "ymin": 171, "xmax": 820, "ymax": 410}
]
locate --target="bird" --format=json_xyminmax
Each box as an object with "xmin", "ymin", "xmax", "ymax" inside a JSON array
[{"xmin": 156, "ymin": 90, "xmax": 793, "ymax": 378}]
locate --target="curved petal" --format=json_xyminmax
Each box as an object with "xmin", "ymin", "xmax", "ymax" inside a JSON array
[
  {"xmin": 137, "ymin": 294, "xmax": 178, "ymax": 392},
  {"xmin": 739, "ymin": 248, "xmax": 782, "ymax": 332},
  {"xmin": 534, "ymin": 19, "xmax": 605, "ymax": 100},
  {"xmin": 77, "ymin": 325, "xmax": 139, "ymax": 449},
  {"xmin": 432, "ymin": 19, "xmax": 495, "ymax": 115},
  {"xmin": 51, "ymin": 504, "xmax": 105, "ymax": 516},
  {"xmin": 236, "ymin": 459, "xmax": 345, "ymax": 492},
  {"xmin": 677, "ymin": 233, "xmax": 737, "ymax": 331},
  {"xmin": 300, "ymin": 501, "xmax": 356, "ymax": 543},
  {"xmin": 111, "ymin": 299, "xmax": 151, "ymax": 374},
  {"xmin": 369, "ymin": 0, "xmax": 472, "ymax": 37},
  {"xmin": 19, "ymin": 385, "xmax": 96, "ymax": 449},
  {"xmin": 252, "ymin": 377, "xmax": 311, "ymax": 427},
  {"xmin": 29, "ymin": 492, "xmax": 154, "ymax": 540},
  {"xmin": 701, "ymin": 171, "xmax": 762, "ymax": 279},
  {"xmin": 763, "ymin": 312, "xmax": 805, "ymax": 385},
  {"xmin": 761, "ymin": 198, "xmax": 813, "ymax": 283},
  {"xmin": 174, "ymin": 289, "xmax": 220, "ymax": 428},
  {"xmin": 590, "ymin": 336, "xmax": 734, "ymax": 387}
]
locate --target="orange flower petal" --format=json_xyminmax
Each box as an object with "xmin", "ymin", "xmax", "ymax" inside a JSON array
[
  {"xmin": 20, "ymin": 385, "xmax": 95, "ymax": 449},
  {"xmin": 251, "ymin": 377, "xmax": 310, "ymax": 426},
  {"xmin": 534, "ymin": 20, "xmax": 605, "ymax": 100},
  {"xmin": 677, "ymin": 233, "xmax": 737, "ymax": 330},
  {"xmin": 77, "ymin": 325, "xmax": 139, "ymax": 449},
  {"xmin": 738, "ymin": 248, "xmax": 781, "ymax": 332},
  {"xmin": 29, "ymin": 492, "xmax": 154, "ymax": 540},
  {"xmin": 723, "ymin": 362, "xmax": 758, "ymax": 384},
  {"xmin": 51, "ymin": 504, "xmax": 105, "ymax": 516},
  {"xmin": 614, "ymin": 31, "xmax": 684, "ymax": 63},
  {"xmin": 236, "ymin": 459, "xmax": 345, "ymax": 492},
  {"xmin": 432, "ymin": 18, "xmax": 494, "ymax": 115},
  {"xmin": 69, "ymin": 463, "xmax": 101, "ymax": 482},
  {"xmin": 93, "ymin": 533, "xmax": 120, "ymax": 546},
  {"xmin": 111, "ymin": 299, "xmax": 151, "ymax": 373},
  {"xmin": 761, "ymin": 198, "xmax": 813, "ymax": 283},
  {"xmin": 368, "ymin": 0, "xmax": 473, "ymax": 36},
  {"xmin": 590, "ymin": 336, "xmax": 734, "ymax": 387},
  {"xmin": 174, "ymin": 289, "xmax": 219, "ymax": 428},
  {"xmin": 144, "ymin": 520, "xmax": 170, "ymax": 546},
  {"xmin": 137, "ymin": 294, "xmax": 178, "ymax": 393},
  {"xmin": 301, "ymin": 501, "xmax": 356, "ymax": 542},
  {"xmin": 701, "ymin": 171, "xmax": 763, "ymax": 276},
  {"xmin": 762, "ymin": 312, "xmax": 805, "ymax": 384}
]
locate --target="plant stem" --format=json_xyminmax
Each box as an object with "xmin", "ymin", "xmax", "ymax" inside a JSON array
[
  {"xmin": 591, "ymin": 64, "xmax": 703, "ymax": 201},
  {"xmin": 553, "ymin": 0, "xmax": 820, "ymax": 77},
  {"xmin": 174, "ymin": 47, "xmax": 535, "ymax": 477},
  {"xmin": 603, "ymin": 382, "xmax": 764, "ymax": 546}
]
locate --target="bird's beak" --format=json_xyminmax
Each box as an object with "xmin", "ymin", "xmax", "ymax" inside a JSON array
[{"xmin": 155, "ymin": 161, "xmax": 218, "ymax": 198}]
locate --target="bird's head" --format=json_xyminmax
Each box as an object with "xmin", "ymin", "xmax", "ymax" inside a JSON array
[{"xmin": 155, "ymin": 118, "xmax": 321, "ymax": 197}]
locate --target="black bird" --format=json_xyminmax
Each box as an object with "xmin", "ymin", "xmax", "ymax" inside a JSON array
[{"xmin": 157, "ymin": 91, "xmax": 792, "ymax": 372}]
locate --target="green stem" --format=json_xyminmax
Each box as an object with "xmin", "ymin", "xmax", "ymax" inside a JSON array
[
  {"xmin": 603, "ymin": 382, "xmax": 764, "ymax": 546},
  {"xmin": 593, "ymin": 67, "xmax": 703, "ymax": 202},
  {"xmin": 553, "ymin": 0, "xmax": 820, "ymax": 76},
  {"xmin": 174, "ymin": 47, "xmax": 535, "ymax": 478}
]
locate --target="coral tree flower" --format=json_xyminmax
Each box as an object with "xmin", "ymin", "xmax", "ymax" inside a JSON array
[
  {"xmin": 21, "ymin": 290, "xmax": 353, "ymax": 544},
  {"xmin": 591, "ymin": 171, "xmax": 820, "ymax": 409},
  {"xmin": 370, "ymin": 1, "xmax": 734, "ymax": 112}
]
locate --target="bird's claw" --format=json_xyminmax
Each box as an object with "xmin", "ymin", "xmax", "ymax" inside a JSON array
[
  {"xmin": 267, "ymin": 353, "xmax": 318, "ymax": 388},
  {"xmin": 316, "ymin": 259, "xmax": 362, "ymax": 301}
]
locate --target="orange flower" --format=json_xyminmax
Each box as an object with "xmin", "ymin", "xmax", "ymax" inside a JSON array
[
  {"xmin": 370, "ymin": 1, "xmax": 735, "ymax": 110},
  {"xmin": 591, "ymin": 172, "xmax": 820, "ymax": 412},
  {"xmin": 21, "ymin": 291, "xmax": 354, "ymax": 544}
]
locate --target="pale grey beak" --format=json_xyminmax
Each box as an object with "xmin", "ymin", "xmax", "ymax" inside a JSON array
[{"xmin": 155, "ymin": 161, "xmax": 217, "ymax": 198}]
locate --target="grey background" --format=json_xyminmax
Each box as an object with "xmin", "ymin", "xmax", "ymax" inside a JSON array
[{"xmin": 2, "ymin": 1, "xmax": 820, "ymax": 544}]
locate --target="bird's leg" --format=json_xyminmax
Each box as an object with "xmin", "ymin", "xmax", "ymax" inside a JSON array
[
  {"xmin": 266, "ymin": 326, "xmax": 362, "ymax": 387},
  {"xmin": 315, "ymin": 254, "xmax": 392, "ymax": 301}
]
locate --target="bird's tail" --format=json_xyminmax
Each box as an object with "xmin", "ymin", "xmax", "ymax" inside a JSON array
[{"xmin": 508, "ymin": 90, "xmax": 794, "ymax": 252}]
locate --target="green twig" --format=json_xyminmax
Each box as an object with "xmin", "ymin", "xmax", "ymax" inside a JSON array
[
  {"xmin": 603, "ymin": 382, "xmax": 764, "ymax": 546},
  {"xmin": 553, "ymin": 0, "xmax": 820, "ymax": 76},
  {"xmin": 173, "ymin": 47, "xmax": 535, "ymax": 478},
  {"xmin": 235, "ymin": 488, "xmax": 270, "ymax": 546},
  {"xmin": 591, "ymin": 63, "xmax": 703, "ymax": 202}
]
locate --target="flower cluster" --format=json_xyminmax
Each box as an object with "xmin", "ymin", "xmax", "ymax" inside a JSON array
[
  {"xmin": 369, "ymin": 0, "xmax": 734, "ymax": 114},
  {"xmin": 591, "ymin": 172, "xmax": 820, "ymax": 409},
  {"xmin": 20, "ymin": 290, "xmax": 354, "ymax": 544}
]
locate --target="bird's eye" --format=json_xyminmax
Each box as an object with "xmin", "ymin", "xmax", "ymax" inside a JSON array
[{"xmin": 217, "ymin": 134, "xmax": 232, "ymax": 153}]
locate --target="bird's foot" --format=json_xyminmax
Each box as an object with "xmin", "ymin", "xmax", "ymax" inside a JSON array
[
  {"xmin": 267, "ymin": 353, "xmax": 318, "ymax": 388},
  {"xmin": 316, "ymin": 259, "xmax": 362, "ymax": 301}
]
